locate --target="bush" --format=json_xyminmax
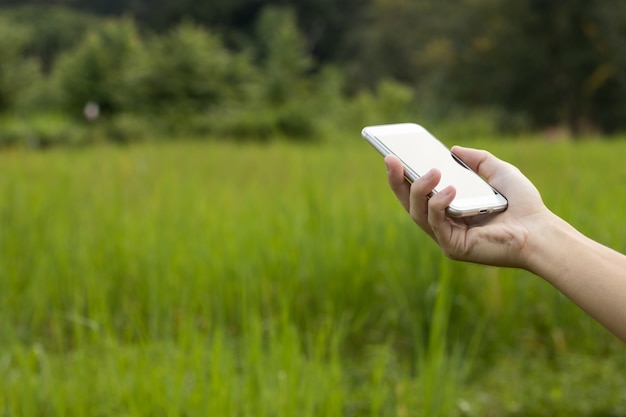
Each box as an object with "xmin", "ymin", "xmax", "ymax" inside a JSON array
[
  {"xmin": 122, "ymin": 21, "xmax": 258, "ymax": 117},
  {"xmin": 341, "ymin": 79, "xmax": 419, "ymax": 130},
  {"xmin": 0, "ymin": 113, "xmax": 84, "ymax": 148},
  {"xmin": 0, "ymin": 10, "xmax": 356, "ymax": 144},
  {"xmin": 100, "ymin": 114, "xmax": 158, "ymax": 144},
  {"xmin": 254, "ymin": 6, "xmax": 313, "ymax": 105},
  {"xmin": 0, "ymin": 115, "xmax": 27, "ymax": 148},
  {"xmin": 0, "ymin": 17, "xmax": 40, "ymax": 113},
  {"xmin": 2, "ymin": 5, "xmax": 101, "ymax": 73},
  {"xmin": 209, "ymin": 102, "xmax": 317, "ymax": 141},
  {"xmin": 51, "ymin": 17, "xmax": 142, "ymax": 118}
]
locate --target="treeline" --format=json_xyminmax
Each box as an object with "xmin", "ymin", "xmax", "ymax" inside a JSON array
[
  {"xmin": 1, "ymin": 1, "xmax": 626, "ymax": 146},
  {"xmin": 1, "ymin": 6, "xmax": 385, "ymax": 146}
]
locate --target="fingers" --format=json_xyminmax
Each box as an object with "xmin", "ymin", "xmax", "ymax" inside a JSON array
[
  {"xmin": 385, "ymin": 155, "xmax": 410, "ymax": 211},
  {"xmin": 408, "ymin": 168, "xmax": 442, "ymax": 238},
  {"xmin": 427, "ymin": 185, "xmax": 457, "ymax": 245},
  {"xmin": 385, "ymin": 155, "xmax": 444, "ymax": 239}
]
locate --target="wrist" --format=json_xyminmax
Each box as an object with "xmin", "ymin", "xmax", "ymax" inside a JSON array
[{"xmin": 523, "ymin": 210, "xmax": 581, "ymax": 279}]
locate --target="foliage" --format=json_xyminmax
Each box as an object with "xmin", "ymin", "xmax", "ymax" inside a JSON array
[
  {"xmin": 0, "ymin": 5, "xmax": 101, "ymax": 73},
  {"xmin": 51, "ymin": 17, "xmax": 141, "ymax": 118},
  {"xmin": 122, "ymin": 22, "xmax": 257, "ymax": 117},
  {"xmin": 0, "ymin": 17, "xmax": 40, "ymax": 113},
  {"xmin": 229, "ymin": 6, "xmax": 318, "ymax": 140},
  {"xmin": 443, "ymin": 0, "xmax": 626, "ymax": 134},
  {"xmin": 254, "ymin": 6, "xmax": 312, "ymax": 105},
  {"xmin": 0, "ymin": 5, "xmax": 357, "ymax": 145},
  {"xmin": 345, "ymin": 0, "xmax": 626, "ymax": 134},
  {"xmin": 2, "ymin": 0, "xmax": 367, "ymax": 62},
  {"xmin": 1, "ymin": 1, "xmax": 626, "ymax": 144}
]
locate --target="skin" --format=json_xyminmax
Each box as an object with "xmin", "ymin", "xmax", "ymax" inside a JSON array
[{"xmin": 385, "ymin": 146, "xmax": 626, "ymax": 342}]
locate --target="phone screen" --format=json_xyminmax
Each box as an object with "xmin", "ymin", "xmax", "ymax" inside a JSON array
[
  {"xmin": 376, "ymin": 131, "xmax": 494, "ymax": 200},
  {"xmin": 362, "ymin": 123, "xmax": 507, "ymax": 216}
]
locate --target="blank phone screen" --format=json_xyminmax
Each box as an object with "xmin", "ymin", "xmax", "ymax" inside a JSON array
[{"xmin": 377, "ymin": 131, "xmax": 497, "ymax": 200}]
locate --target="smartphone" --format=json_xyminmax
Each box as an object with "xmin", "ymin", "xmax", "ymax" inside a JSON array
[{"xmin": 362, "ymin": 123, "xmax": 508, "ymax": 217}]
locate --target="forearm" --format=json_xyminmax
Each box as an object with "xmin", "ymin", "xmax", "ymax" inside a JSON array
[{"xmin": 526, "ymin": 212, "xmax": 626, "ymax": 341}]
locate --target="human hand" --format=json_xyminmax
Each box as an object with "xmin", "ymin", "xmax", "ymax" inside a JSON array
[{"xmin": 385, "ymin": 146, "xmax": 549, "ymax": 268}]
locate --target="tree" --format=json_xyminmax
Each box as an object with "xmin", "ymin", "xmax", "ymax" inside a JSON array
[
  {"xmin": 1, "ymin": 5, "xmax": 101, "ymax": 73},
  {"xmin": 0, "ymin": 17, "xmax": 40, "ymax": 113},
  {"xmin": 52, "ymin": 17, "xmax": 141, "ymax": 117},
  {"xmin": 345, "ymin": 0, "xmax": 626, "ymax": 134},
  {"xmin": 254, "ymin": 6, "xmax": 312, "ymax": 105},
  {"xmin": 121, "ymin": 21, "xmax": 257, "ymax": 116}
]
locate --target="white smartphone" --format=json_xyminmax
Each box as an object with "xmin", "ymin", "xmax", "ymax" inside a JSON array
[{"xmin": 362, "ymin": 123, "xmax": 508, "ymax": 217}]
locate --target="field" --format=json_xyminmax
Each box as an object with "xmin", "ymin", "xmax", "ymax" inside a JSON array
[{"xmin": 1, "ymin": 133, "xmax": 626, "ymax": 416}]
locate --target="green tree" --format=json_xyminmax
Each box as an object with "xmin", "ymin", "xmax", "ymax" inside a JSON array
[
  {"xmin": 585, "ymin": 1, "xmax": 626, "ymax": 133},
  {"xmin": 342, "ymin": 0, "xmax": 428, "ymax": 87},
  {"xmin": 449, "ymin": 0, "xmax": 626, "ymax": 134},
  {"xmin": 0, "ymin": 17, "xmax": 40, "ymax": 113},
  {"xmin": 52, "ymin": 17, "xmax": 141, "ymax": 118},
  {"xmin": 1, "ymin": 5, "xmax": 100, "ymax": 73},
  {"xmin": 255, "ymin": 6, "xmax": 313, "ymax": 105},
  {"xmin": 346, "ymin": 0, "xmax": 626, "ymax": 134},
  {"xmin": 122, "ymin": 21, "xmax": 257, "ymax": 116}
]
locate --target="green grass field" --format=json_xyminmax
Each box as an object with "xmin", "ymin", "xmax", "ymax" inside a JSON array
[{"xmin": 1, "ymin": 134, "xmax": 626, "ymax": 416}]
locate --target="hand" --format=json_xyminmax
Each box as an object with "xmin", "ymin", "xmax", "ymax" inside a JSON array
[
  {"xmin": 387, "ymin": 146, "xmax": 626, "ymax": 341},
  {"xmin": 385, "ymin": 146, "xmax": 549, "ymax": 268}
]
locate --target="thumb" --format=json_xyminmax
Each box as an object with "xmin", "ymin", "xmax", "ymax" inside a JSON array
[{"xmin": 451, "ymin": 146, "xmax": 511, "ymax": 183}]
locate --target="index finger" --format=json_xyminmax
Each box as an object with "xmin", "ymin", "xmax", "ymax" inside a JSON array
[{"xmin": 385, "ymin": 155, "xmax": 410, "ymax": 211}]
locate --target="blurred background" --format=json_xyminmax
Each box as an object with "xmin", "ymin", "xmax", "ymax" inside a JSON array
[
  {"xmin": 1, "ymin": 1, "xmax": 626, "ymax": 416},
  {"xmin": 0, "ymin": 0, "xmax": 626, "ymax": 145}
]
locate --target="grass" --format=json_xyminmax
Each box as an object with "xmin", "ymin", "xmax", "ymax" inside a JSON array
[{"xmin": 1, "ymin": 134, "xmax": 625, "ymax": 416}]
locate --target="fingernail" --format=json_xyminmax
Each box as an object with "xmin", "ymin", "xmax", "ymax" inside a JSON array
[
  {"xmin": 441, "ymin": 186, "xmax": 454, "ymax": 196},
  {"xmin": 421, "ymin": 169, "xmax": 434, "ymax": 180}
]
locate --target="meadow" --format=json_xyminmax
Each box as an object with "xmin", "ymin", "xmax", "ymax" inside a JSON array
[{"xmin": 1, "ymin": 133, "xmax": 626, "ymax": 416}]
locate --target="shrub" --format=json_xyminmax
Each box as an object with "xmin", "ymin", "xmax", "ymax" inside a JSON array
[
  {"xmin": 122, "ymin": 21, "xmax": 257, "ymax": 117},
  {"xmin": 341, "ymin": 79, "xmax": 419, "ymax": 130},
  {"xmin": 254, "ymin": 6, "xmax": 313, "ymax": 105},
  {"xmin": 0, "ymin": 113, "xmax": 82, "ymax": 148},
  {"xmin": 51, "ymin": 17, "xmax": 142, "ymax": 119},
  {"xmin": 2, "ymin": 5, "xmax": 101, "ymax": 73},
  {"xmin": 0, "ymin": 17, "xmax": 40, "ymax": 113},
  {"xmin": 204, "ymin": 6, "xmax": 324, "ymax": 141}
]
